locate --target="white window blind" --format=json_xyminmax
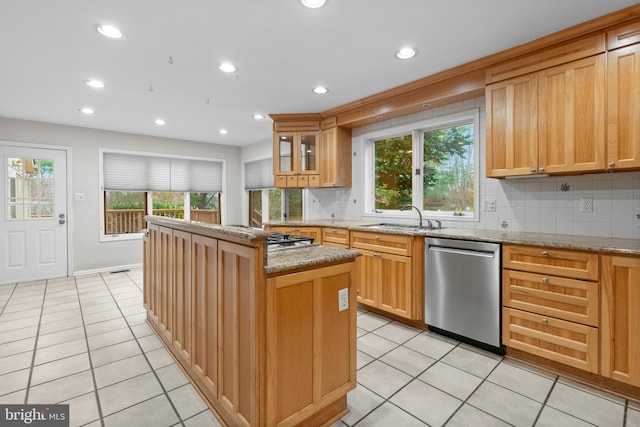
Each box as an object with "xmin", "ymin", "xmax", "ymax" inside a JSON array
[
  {"xmin": 103, "ymin": 152, "xmax": 223, "ymax": 192},
  {"xmin": 244, "ymin": 158, "xmax": 274, "ymax": 189}
]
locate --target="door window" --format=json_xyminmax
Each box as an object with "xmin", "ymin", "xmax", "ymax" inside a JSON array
[{"xmin": 7, "ymin": 157, "xmax": 55, "ymax": 219}]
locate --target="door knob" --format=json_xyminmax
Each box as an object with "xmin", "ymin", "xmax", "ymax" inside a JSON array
[
  {"xmin": 58, "ymin": 213, "xmax": 65, "ymax": 218},
  {"xmin": 59, "ymin": 219, "xmax": 66, "ymax": 225}
]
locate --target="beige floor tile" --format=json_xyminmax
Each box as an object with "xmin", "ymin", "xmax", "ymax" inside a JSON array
[
  {"xmin": 94, "ymin": 354, "xmax": 151, "ymax": 389},
  {"xmin": 357, "ymin": 333, "xmax": 398, "ymax": 358},
  {"xmin": 145, "ymin": 347, "xmax": 175, "ymax": 370},
  {"xmin": 81, "ymin": 301, "xmax": 119, "ymax": 315},
  {"xmin": 155, "ymin": 364, "xmax": 190, "ymax": 392},
  {"xmin": 380, "ymin": 346, "xmax": 436, "ymax": 377},
  {"xmin": 357, "ymin": 350, "xmax": 375, "ymax": 370},
  {"xmin": 183, "ymin": 410, "xmax": 223, "ymax": 427},
  {"xmin": 403, "ymin": 333, "xmax": 457, "ymax": 360},
  {"xmin": 168, "ymin": 383, "xmax": 208, "ymax": 419},
  {"xmin": 447, "ymin": 404, "xmax": 511, "ymax": 427},
  {"xmin": 487, "ymin": 361, "xmax": 555, "ymax": 403},
  {"xmin": 0, "ymin": 337, "xmax": 36, "ymax": 358},
  {"xmin": 34, "ymin": 337, "xmax": 87, "ymax": 365},
  {"xmin": 0, "ymin": 308, "xmax": 42, "ymax": 322},
  {"xmin": 418, "ymin": 361, "xmax": 482, "ymax": 400},
  {"xmin": 0, "ymin": 315, "xmax": 40, "ymax": 332},
  {"xmin": 341, "ymin": 385, "xmax": 384, "ymax": 426},
  {"xmin": 37, "ymin": 326, "xmax": 85, "ymax": 349},
  {"xmin": 357, "ymin": 312, "xmax": 391, "ymax": 332},
  {"xmin": 87, "ymin": 327, "xmax": 133, "ymax": 350},
  {"xmin": 357, "ymin": 401, "xmax": 427, "ymax": 427},
  {"xmin": 0, "ymin": 325, "xmax": 38, "ymax": 345},
  {"xmin": 390, "ymin": 379, "xmax": 462, "ymax": 427},
  {"xmin": 137, "ymin": 334, "xmax": 163, "ymax": 352},
  {"xmin": 103, "ymin": 394, "xmax": 179, "ymax": 427},
  {"xmin": 441, "ymin": 346, "xmax": 501, "ymax": 379},
  {"xmin": 372, "ymin": 322, "xmax": 421, "ymax": 344},
  {"xmin": 0, "ymin": 388, "xmax": 27, "ymax": 404},
  {"xmin": 535, "ymin": 406, "xmax": 594, "ymax": 427},
  {"xmin": 40, "ymin": 308, "xmax": 82, "ymax": 324},
  {"xmin": 62, "ymin": 391, "xmax": 100, "ymax": 427},
  {"xmin": 30, "ymin": 352, "xmax": 90, "ymax": 386},
  {"xmin": 627, "ymin": 408, "xmax": 640, "ymax": 427},
  {"xmin": 0, "ymin": 351, "xmax": 33, "ymax": 375},
  {"xmin": 28, "ymin": 370, "xmax": 94, "ymax": 404},
  {"xmin": 98, "ymin": 372, "xmax": 163, "ymax": 416},
  {"xmin": 84, "ymin": 318, "xmax": 128, "ymax": 337},
  {"xmin": 546, "ymin": 382, "xmax": 625, "ymax": 426},
  {"xmin": 37, "ymin": 316, "xmax": 84, "ymax": 335},
  {"xmin": 467, "ymin": 382, "xmax": 542, "ymax": 427},
  {"xmin": 90, "ymin": 340, "xmax": 142, "ymax": 368},
  {"xmin": 0, "ymin": 368, "xmax": 30, "ymax": 397},
  {"xmin": 83, "ymin": 309, "xmax": 123, "ymax": 326},
  {"xmin": 357, "ymin": 360, "xmax": 412, "ymax": 399},
  {"xmin": 130, "ymin": 322, "xmax": 154, "ymax": 338},
  {"xmin": 42, "ymin": 301, "xmax": 80, "ymax": 314}
]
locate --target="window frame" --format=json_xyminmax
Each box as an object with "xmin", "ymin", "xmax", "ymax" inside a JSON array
[
  {"xmin": 363, "ymin": 108, "xmax": 480, "ymax": 222},
  {"xmin": 99, "ymin": 148, "xmax": 226, "ymax": 241}
]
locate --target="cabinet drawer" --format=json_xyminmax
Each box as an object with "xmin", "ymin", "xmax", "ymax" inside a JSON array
[
  {"xmin": 350, "ymin": 231, "xmax": 412, "ymax": 257},
  {"xmin": 286, "ymin": 175, "xmax": 298, "ymax": 187},
  {"xmin": 503, "ymin": 270, "xmax": 599, "ymax": 326},
  {"xmin": 275, "ymin": 175, "xmax": 287, "ymax": 188},
  {"xmin": 503, "ymin": 307, "xmax": 598, "ymax": 373},
  {"xmin": 503, "ymin": 245, "xmax": 599, "ymax": 281},
  {"xmin": 322, "ymin": 228, "xmax": 349, "ymax": 246}
]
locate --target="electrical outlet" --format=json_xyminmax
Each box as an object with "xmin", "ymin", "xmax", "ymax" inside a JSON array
[
  {"xmin": 580, "ymin": 197, "xmax": 593, "ymax": 213},
  {"xmin": 635, "ymin": 208, "xmax": 640, "ymax": 225},
  {"xmin": 482, "ymin": 199, "xmax": 496, "ymax": 212},
  {"xmin": 338, "ymin": 288, "xmax": 349, "ymax": 312}
]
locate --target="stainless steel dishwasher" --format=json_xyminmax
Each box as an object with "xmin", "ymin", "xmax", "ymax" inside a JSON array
[{"xmin": 425, "ymin": 237, "xmax": 502, "ymax": 353}]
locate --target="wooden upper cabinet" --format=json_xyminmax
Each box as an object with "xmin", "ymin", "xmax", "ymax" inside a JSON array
[
  {"xmin": 486, "ymin": 73, "xmax": 538, "ymax": 177},
  {"xmin": 320, "ymin": 124, "xmax": 352, "ymax": 187},
  {"xmin": 607, "ymin": 42, "xmax": 640, "ymax": 170},
  {"xmin": 607, "ymin": 19, "xmax": 640, "ymax": 50},
  {"xmin": 538, "ymin": 54, "xmax": 606, "ymax": 174},
  {"xmin": 272, "ymin": 131, "xmax": 320, "ymax": 188}
]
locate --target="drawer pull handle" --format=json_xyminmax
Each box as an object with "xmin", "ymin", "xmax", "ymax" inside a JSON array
[
  {"xmin": 373, "ymin": 253, "xmax": 382, "ymax": 257},
  {"xmin": 541, "ymin": 318, "xmax": 548, "ymax": 325},
  {"xmin": 375, "ymin": 236, "xmax": 380, "ymax": 240},
  {"xmin": 541, "ymin": 277, "xmax": 548, "ymax": 284},
  {"xmin": 542, "ymin": 251, "xmax": 549, "ymax": 257}
]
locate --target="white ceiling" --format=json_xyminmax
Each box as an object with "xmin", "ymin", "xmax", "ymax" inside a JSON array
[{"xmin": 1, "ymin": 1, "xmax": 637, "ymax": 147}]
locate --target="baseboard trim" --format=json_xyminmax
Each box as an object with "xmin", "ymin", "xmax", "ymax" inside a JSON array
[{"xmin": 74, "ymin": 263, "xmax": 143, "ymax": 277}]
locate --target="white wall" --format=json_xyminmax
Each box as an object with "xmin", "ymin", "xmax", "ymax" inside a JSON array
[
  {"xmin": 306, "ymin": 98, "xmax": 640, "ymax": 239},
  {"xmin": 0, "ymin": 117, "xmax": 243, "ymax": 274}
]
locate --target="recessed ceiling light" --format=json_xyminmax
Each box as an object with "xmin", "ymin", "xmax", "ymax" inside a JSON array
[
  {"xmin": 395, "ymin": 47, "xmax": 418, "ymax": 60},
  {"xmin": 218, "ymin": 63, "xmax": 237, "ymax": 73},
  {"xmin": 85, "ymin": 79, "xmax": 105, "ymax": 89},
  {"xmin": 95, "ymin": 24, "xmax": 124, "ymax": 39},
  {"xmin": 252, "ymin": 113, "xmax": 265, "ymax": 120},
  {"xmin": 219, "ymin": 129, "xmax": 229, "ymax": 135},
  {"xmin": 300, "ymin": 0, "xmax": 327, "ymax": 8},
  {"xmin": 312, "ymin": 86, "xmax": 329, "ymax": 94},
  {"xmin": 79, "ymin": 107, "xmax": 95, "ymax": 115},
  {"xmin": 154, "ymin": 119, "xmax": 166, "ymax": 126}
]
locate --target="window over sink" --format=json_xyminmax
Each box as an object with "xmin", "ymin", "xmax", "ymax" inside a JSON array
[{"xmin": 364, "ymin": 109, "xmax": 479, "ymax": 221}]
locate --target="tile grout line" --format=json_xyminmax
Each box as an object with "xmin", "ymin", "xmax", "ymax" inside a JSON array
[
  {"xmin": 23, "ymin": 279, "xmax": 49, "ymax": 405},
  {"xmin": 0, "ymin": 283, "xmax": 18, "ymax": 318},
  {"xmin": 98, "ymin": 272, "xmax": 186, "ymax": 427},
  {"xmin": 74, "ymin": 275, "xmax": 108, "ymax": 427}
]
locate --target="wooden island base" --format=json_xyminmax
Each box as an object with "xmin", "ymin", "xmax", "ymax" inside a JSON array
[{"xmin": 143, "ymin": 216, "xmax": 358, "ymax": 427}]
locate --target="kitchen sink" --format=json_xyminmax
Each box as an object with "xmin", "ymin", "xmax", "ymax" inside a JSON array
[{"xmin": 363, "ymin": 223, "xmax": 430, "ymax": 232}]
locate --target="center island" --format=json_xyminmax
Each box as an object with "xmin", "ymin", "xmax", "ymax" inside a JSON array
[{"xmin": 142, "ymin": 215, "xmax": 360, "ymax": 427}]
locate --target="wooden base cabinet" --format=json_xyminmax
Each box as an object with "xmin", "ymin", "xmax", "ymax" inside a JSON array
[
  {"xmin": 601, "ymin": 255, "xmax": 640, "ymax": 387},
  {"xmin": 350, "ymin": 231, "xmax": 423, "ymax": 321},
  {"xmin": 144, "ymin": 217, "xmax": 357, "ymax": 427},
  {"xmin": 502, "ymin": 244, "xmax": 600, "ymax": 374}
]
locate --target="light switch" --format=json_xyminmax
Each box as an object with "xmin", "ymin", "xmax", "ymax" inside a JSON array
[{"xmin": 338, "ymin": 288, "xmax": 349, "ymax": 312}]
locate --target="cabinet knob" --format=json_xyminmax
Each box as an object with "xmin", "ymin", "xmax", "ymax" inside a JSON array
[
  {"xmin": 539, "ymin": 167, "xmax": 545, "ymax": 173},
  {"xmin": 530, "ymin": 168, "xmax": 536, "ymax": 173},
  {"xmin": 608, "ymin": 161, "xmax": 615, "ymax": 168},
  {"xmin": 542, "ymin": 251, "xmax": 549, "ymax": 258},
  {"xmin": 541, "ymin": 318, "xmax": 548, "ymax": 325},
  {"xmin": 374, "ymin": 236, "xmax": 380, "ymax": 240},
  {"xmin": 541, "ymin": 277, "xmax": 548, "ymax": 284},
  {"xmin": 356, "ymin": 289, "xmax": 360, "ymax": 295}
]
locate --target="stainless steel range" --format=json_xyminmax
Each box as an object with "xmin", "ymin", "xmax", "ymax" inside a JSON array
[{"xmin": 267, "ymin": 232, "xmax": 316, "ymax": 251}]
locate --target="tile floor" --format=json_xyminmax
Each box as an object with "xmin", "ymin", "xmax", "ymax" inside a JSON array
[{"xmin": 0, "ymin": 268, "xmax": 638, "ymax": 427}]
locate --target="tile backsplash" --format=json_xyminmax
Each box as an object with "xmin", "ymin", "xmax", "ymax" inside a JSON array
[{"xmin": 306, "ymin": 97, "xmax": 640, "ymax": 240}]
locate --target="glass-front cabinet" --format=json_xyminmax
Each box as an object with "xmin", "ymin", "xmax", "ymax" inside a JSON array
[{"xmin": 273, "ymin": 131, "xmax": 320, "ymax": 188}]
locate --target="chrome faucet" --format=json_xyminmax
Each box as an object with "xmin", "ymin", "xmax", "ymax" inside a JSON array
[
  {"xmin": 400, "ymin": 205, "xmax": 423, "ymax": 228},
  {"xmin": 425, "ymin": 219, "xmax": 434, "ymax": 230},
  {"xmin": 435, "ymin": 219, "xmax": 442, "ymax": 229}
]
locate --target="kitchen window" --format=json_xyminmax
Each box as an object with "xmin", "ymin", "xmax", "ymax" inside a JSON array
[
  {"xmin": 365, "ymin": 109, "xmax": 479, "ymax": 220},
  {"xmin": 100, "ymin": 150, "xmax": 225, "ymax": 240},
  {"xmin": 245, "ymin": 158, "xmax": 302, "ymax": 226}
]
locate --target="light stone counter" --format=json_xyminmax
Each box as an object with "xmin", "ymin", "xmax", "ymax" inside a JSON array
[{"xmin": 267, "ymin": 219, "xmax": 640, "ymax": 256}]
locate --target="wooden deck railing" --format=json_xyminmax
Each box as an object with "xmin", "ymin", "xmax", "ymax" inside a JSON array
[{"xmin": 106, "ymin": 208, "xmax": 220, "ymax": 234}]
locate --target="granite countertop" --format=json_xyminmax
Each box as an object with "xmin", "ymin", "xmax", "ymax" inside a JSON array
[
  {"xmin": 267, "ymin": 219, "xmax": 640, "ymax": 256},
  {"xmin": 265, "ymin": 244, "xmax": 361, "ymax": 275},
  {"xmin": 145, "ymin": 215, "xmax": 271, "ymax": 242}
]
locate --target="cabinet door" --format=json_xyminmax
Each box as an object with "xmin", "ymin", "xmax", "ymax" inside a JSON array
[
  {"xmin": 378, "ymin": 253, "xmax": 412, "ymax": 318},
  {"xmin": 274, "ymin": 133, "xmax": 295, "ymax": 175},
  {"xmin": 354, "ymin": 250, "xmax": 378, "ymax": 307},
  {"xmin": 607, "ymin": 44, "xmax": 640, "ymax": 170},
  {"xmin": 486, "ymin": 73, "xmax": 538, "ymax": 177},
  {"xmin": 538, "ymin": 55, "xmax": 606, "ymax": 174},
  {"xmin": 320, "ymin": 126, "xmax": 352, "ymax": 187},
  {"xmin": 601, "ymin": 255, "xmax": 640, "ymax": 387},
  {"xmin": 298, "ymin": 132, "xmax": 318, "ymax": 175},
  {"xmin": 171, "ymin": 230, "xmax": 192, "ymax": 365}
]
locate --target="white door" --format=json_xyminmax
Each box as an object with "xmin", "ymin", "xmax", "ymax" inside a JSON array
[{"xmin": 0, "ymin": 146, "xmax": 68, "ymax": 284}]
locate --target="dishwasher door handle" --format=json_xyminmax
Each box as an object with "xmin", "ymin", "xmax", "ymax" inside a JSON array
[{"xmin": 428, "ymin": 246, "xmax": 495, "ymax": 258}]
